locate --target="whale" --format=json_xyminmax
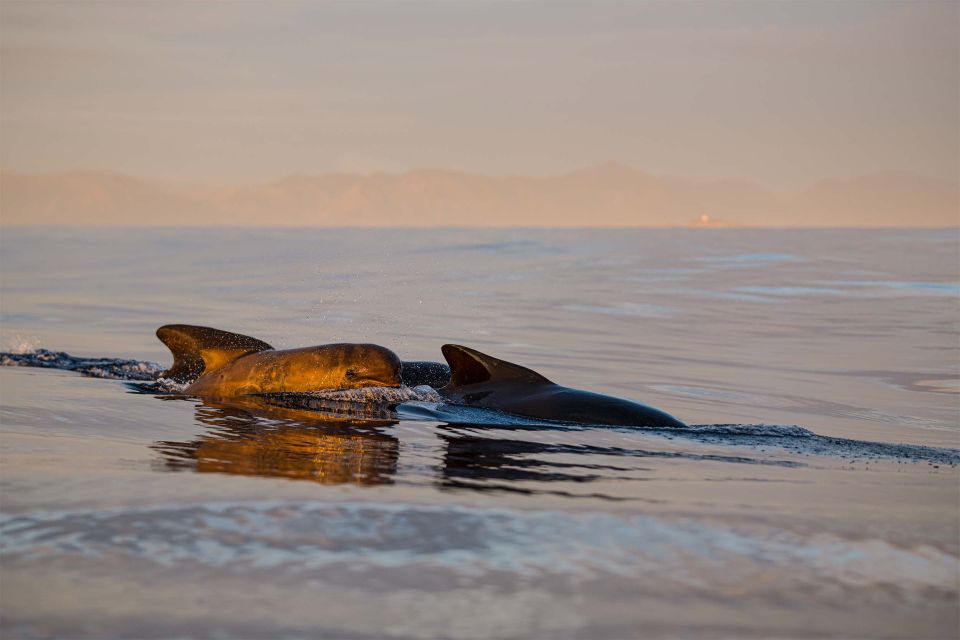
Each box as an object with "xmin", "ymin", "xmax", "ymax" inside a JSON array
[
  {"xmin": 156, "ymin": 324, "xmax": 403, "ymax": 397},
  {"xmin": 437, "ymin": 344, "xmax": 685, "ymax": 428}
]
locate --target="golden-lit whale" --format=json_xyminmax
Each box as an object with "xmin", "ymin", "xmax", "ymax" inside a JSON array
[{"xmin": 156, "ymin": 324, "xmax": 402, "ymax": 397}]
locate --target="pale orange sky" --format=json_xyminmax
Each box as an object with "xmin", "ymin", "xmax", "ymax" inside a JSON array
[{"xmin": 1, "ymin": 0, "xmax": 957, "ymax": 191}]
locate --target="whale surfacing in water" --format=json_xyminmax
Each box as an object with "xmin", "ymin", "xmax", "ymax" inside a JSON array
[
  {"xmin": 439, "ymin": 344, "xmax": 685, "ymax": 428},
  {"xmin": 154, "ymin": 325, "xmax": 682, "ymax": 425},
  {"xmin": 156, "ymin": 324, "xmax": 402, "ymax": 397}
]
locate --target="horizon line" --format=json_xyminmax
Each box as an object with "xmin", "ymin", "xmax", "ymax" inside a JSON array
[
  {"xmin": 2, "ymin": 163, "xmax": 957, "ymax": 191},
  {"xmin": 3, "ymin": 224, "xmax": 958, "ymax": 230}
]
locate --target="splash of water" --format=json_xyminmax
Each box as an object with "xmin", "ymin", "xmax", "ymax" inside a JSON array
[
  {"xmin": 1, "ymin": 349, "xmax": 163, "ymax": 381},
  {"xmin": 3, "ymin": 335, "xmax": 39, "ymax": 355}
]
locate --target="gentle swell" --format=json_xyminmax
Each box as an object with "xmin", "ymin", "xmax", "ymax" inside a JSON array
[{"xmin": 1, "ymin": 501, "xmax": 954, "ymax": 598}]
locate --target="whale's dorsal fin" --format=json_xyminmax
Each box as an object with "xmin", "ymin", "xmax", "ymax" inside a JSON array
[
  {"xmin": 441, "ymin": 344, "xmax": 552, "ymax": 388},
  {"xmin": 156, "ymin": 324, "xmax": 273, "ymax": 382}
]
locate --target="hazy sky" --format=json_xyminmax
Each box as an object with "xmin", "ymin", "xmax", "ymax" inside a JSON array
[{"xmin": 1, "ymin": 0, "xmax": 957, "ymax": 189}]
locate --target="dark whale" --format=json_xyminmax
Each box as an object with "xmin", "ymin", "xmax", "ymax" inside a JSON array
[{"xmin": 438, "ymin": 344, "xmax": 685, "ymax": 428}]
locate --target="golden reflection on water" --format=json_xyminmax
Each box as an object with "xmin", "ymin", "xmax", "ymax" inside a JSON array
[
  {"xmin": 150, "ymin": 396, "xmax": 651, "ymax": 497},
  {"xmin": 150, "ymin": 392, "xmax": 624, "ymax": 492},
  {"xmin": 153, "ymin": 398, "xmax": 399, "ymax": 485}
]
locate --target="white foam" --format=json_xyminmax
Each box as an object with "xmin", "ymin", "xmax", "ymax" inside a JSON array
[
  {"xmin": 153, "ymin": 377, "xmax": 189, "ymax": 393},
  {"xmin": 684, "ymin": 423, "xmax": 814, "ymax": 437},
  {"xmin": 3, "ymin": 335, "xmax": 39, "ymax": 355},
  {"xmin": 295, "ymin": 384, "xmax": 442, "ymax": 404}
]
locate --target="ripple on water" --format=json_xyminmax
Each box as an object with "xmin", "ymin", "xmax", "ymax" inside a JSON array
[
  {"xmin": 695, "ymin": 253, "xmax": 800, "ymax": 265},
  {"xmin": 1, "ymin": 501, "xmax": 955, "ymax": 597},
  {"xmin": 831, "ymin": 280, "xmax": 960, "ymax": 296},
  {"xmin": 561, "ymin": 302, "xmax": 674, "ymax": 318}
]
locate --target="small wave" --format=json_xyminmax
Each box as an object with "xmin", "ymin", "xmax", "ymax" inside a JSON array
[
  {"xmin": 696, "ymin": 252, "xmax": 799, "ymax": 265},
  {"xmin": 393, "ymin": 406, "xmax": 959, "ymax": 464},
  {"xmin": 416, "ymin": 239, "xmax": 552, "ymax": 255},
  {"xmin": 397, "ymin": 401, "xmax": 556, "ymax": 426},
  {"xmin": 0, "ymin": 349, "xmax": 163, "ymax": 381},
  {"xmin": 678, "ymin": 425, "xmax": 960, "ymax": 465},
  {"xmin": 154, "ymin": 377, "xmax": 189, "ymax": 393},
  {"xmin": 270, "ymin": 385, "xmax": 442, "ymax": 406},
  {"xmin": 735, "ymin": 286, "xmax": 848, "ymax": 297},
  {"xmin": 1, "ymin": 501, "xmax": 954, "ymax": 595},
  {"xmin": 831, "ymin": 280, "xmax": 960, "ymax": 296},
  {"xmin": 562, "ymin": 302, "xmax": 674, "ymax": 318},
  {"xmin": 684, "ymin": 423, "xmax": 814, "ymax": 437}
]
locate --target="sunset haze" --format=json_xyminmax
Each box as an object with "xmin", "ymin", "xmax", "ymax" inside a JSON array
[{"xmin": 1, "ymin": 0, "xmax": 957, "ymax": 226}]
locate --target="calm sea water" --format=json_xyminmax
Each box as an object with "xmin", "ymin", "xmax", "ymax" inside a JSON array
[{"xmin": 1, "ymin": 227, "xmax": 958, "ymax": 639}]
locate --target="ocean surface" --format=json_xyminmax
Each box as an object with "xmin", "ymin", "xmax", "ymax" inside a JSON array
[{"xmin": 0, "ymin": 227, "xmax": 958, "ymax": 639}]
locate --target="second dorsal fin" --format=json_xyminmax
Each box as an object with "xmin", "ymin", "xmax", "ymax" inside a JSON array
[
  {"xmin": 440, "ymin": 344, "xmax": 552, "ymax": 388},
  {"xmin": 156, "ymin": 324, "xmax": 273, "ymax": 382}
]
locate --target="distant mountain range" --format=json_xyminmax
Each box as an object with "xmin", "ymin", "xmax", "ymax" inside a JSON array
[{"xmin": 1, "ymin": 164, "xmax": 956, "ymax": 227}]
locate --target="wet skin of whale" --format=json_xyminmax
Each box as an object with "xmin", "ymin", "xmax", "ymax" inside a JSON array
[
  {"xmin": 438, "ymin": 344, "xmax": 685, "ymax": 428},
  {"xmin": 155, "ymin": 325, "xmax": 682, "ymax": 426},
  {"xmin": 157, "ymin": 325, "xmax": 402, "ymax": 397}
]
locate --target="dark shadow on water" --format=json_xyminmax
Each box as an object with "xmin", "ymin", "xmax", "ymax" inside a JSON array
[{"xmin": 435, "ymin": 428, "xmax": 659, "ymax": 502}]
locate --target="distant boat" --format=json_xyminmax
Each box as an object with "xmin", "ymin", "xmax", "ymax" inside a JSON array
[{"xmin": 689, "ymin": 213, "xmax": 730, "ymax": 228}]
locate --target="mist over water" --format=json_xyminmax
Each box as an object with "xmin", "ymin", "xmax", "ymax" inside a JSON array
[{"xmin": 1, "ymin": 227, "xmax": 957, "ymax": 639}]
